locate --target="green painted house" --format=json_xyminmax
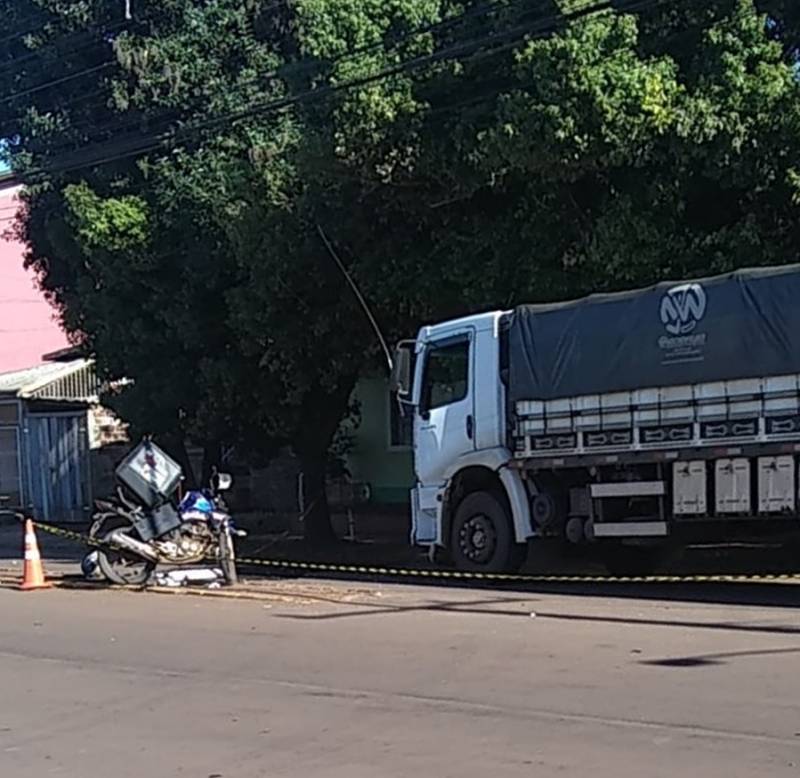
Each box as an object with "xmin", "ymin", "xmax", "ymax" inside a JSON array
[{"xmin": 344, "ymin": 376, "xmax": 414, "ymax": 506}]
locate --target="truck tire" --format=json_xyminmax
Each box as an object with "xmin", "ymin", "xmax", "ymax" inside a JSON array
[{"xmin": 451, "ymin": 491, "xmax": 526, "ymax": 573}]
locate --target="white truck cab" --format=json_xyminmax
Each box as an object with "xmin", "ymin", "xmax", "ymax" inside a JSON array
[{"xmin": 396, "ymin": 310, "xmax": 533, "ymax": 572}]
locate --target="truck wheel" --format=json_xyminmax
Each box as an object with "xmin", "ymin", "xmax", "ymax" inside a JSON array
[
  {"xmin": 451, "ymin": 492, "xmax": 525, "ymax": 574},
  {"xmin": 601, "ymin": 545, "xmax": 662, "ymax": 578}
]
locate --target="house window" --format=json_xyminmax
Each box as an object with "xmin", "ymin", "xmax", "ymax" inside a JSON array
[
  {"xmin": 389, "ymin": 395, "xmax": 413, "ymax": 449},
  {"xmin": 0, "ymin": 403, "xmax": 18, "ymax": 425}
]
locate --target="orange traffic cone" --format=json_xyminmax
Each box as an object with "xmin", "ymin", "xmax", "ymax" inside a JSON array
[{"xmin": 20, "ymin": 519, "xmax": 52, "ymax": 591}]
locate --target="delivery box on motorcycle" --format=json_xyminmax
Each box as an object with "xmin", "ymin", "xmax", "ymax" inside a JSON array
[
  {"xmin": 115, "ymin": 440, "xmax": 183, "ymax": 509},
  {"xmin": 115, "ymin": 440, "xmax": 184, "ymax": 540}
]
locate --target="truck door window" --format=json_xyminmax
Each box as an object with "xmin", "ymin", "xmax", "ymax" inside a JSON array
[{"xmin": 421, "ymin": 340, "xmax": 469, "ymax": 411}]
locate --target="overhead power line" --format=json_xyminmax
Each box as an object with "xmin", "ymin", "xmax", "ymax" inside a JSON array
[
  {"xmin": 0, "ymin": 0, "xmax": 291, "ymax": 90},
  {"xmin": 0, "ymin": 62, "xmax": 114, "ymax": 108},
  {"xmin": 10, "ymin": 0, "xmax": 724, "ymax": 163},
  {"xmin": 0, "ymin": 12, "xmax": 55, "ymax": 47},
  {"xmin": 26, "ymin": 0, "xmax": 663, "ymax": 179},
  {"xmin": 11, "ymin": 0, "xmax": 762, "ymax": 184},
  {"xmin": 0, "ymin": 19, "xmax": 127, "ymax": 77},
  {"xmin": 2, "ymin": 0, "xmax": 521, "ymax": 141},
  {"xmin": 0, "ymin": 0, "xmax": 149, "ymax": 51}
]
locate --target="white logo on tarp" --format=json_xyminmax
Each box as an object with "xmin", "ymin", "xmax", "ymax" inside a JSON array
[{"xmin": 659, "ymin": 283, "xmax": 707, "ymax": 335}]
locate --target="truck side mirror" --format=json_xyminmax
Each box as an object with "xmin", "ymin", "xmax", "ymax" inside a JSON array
[{"xmin": 390, "ymin": 341, "xmax": 415, "ymax": 401}]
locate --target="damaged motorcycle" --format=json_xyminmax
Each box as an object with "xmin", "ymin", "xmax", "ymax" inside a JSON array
[{"xmin": 89, "ymin": 440, "xmax": 245, "ymax": 586}]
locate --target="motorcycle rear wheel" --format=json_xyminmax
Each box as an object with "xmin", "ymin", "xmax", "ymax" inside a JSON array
[{"xmin": 94, "ymin": 514, "xmax": 156, "ymax": 586}]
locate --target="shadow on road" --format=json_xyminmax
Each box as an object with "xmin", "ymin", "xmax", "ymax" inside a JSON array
[{"xmin": 641, "ymin": 646, "xmax": 800, "ymax": 668}]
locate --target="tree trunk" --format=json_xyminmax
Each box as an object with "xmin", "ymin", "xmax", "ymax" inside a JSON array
[
  {"xmin": 293, "ymin": 376, "xmax": 359, "ymax": 546},
  {"xmin": 298, "ymin": 449, "xmax": 336, "ymax": 546}
]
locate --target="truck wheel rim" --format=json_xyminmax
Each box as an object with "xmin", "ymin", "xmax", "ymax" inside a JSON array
[{"xmin": 459, "ymin": 515, "xmax": 496, "ymax": 564}]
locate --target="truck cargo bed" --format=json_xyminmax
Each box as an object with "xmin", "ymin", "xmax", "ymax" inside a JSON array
[{"xmin": 512, "ymin": 373, "xmax": 800, "ymax": 460}]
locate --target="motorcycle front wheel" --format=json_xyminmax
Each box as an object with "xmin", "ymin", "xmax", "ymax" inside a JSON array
[
  {"xmin": 93, "ymin": 514, "xmax": 156, "ymax": 586},
  {"xmin": 219, "ymin": 528, "xmax": 238, "ymax": 586}
]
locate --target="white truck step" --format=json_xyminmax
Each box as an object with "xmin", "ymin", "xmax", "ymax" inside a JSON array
[
  {"xmin": 593, "ymin": 521, "xmax": 668, "ymax": 538},
  {"xmin": 590, "ymin": 481, "xmax": 665, "ymax": 498}
]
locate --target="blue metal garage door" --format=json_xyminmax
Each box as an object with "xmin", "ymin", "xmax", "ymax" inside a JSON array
[{"xmin": 26, "ymin": 413, "xmax": 90, "ymax": 523}]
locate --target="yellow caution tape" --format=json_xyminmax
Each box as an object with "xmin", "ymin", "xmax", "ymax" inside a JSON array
[{"xmin": 28, "ymin": 518, "xmax": 800, "ymax": 586}]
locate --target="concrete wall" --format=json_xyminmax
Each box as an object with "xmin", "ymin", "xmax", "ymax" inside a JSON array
[{"xmin": 345, "ymin": 376, "xmax": 414, "ymax": 505}]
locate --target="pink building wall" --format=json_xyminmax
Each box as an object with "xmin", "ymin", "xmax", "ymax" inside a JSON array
[{"xmin": 0, "ymin": 185, "xmax": 69, "ymax": 372}]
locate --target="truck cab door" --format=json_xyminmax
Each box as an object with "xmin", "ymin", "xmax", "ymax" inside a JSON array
[{"xmin": 414, "ymin": 332, "xmax": 475, "ymax": 489}]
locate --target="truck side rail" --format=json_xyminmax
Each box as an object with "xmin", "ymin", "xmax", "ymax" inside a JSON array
[{"xmin": 513, "ymin": 375, "xmax": 800, "ymax": 459}]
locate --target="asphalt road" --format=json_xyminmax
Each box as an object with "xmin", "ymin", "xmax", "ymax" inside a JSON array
[{"xmin": 1, "ymin": 581, "xmax": 800, "ymax": 778}]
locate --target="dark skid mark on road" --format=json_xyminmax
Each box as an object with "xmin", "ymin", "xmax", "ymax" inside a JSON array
[
  {"xmin": 534, "ymin": 610, "xmax": 800, "ymax": 636},
  {"xmin": 277, "ymin": 596, "xmax": 800, "ymax": 637}
]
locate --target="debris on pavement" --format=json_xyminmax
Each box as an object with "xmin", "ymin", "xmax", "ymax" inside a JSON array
[{"xmin": 154, "ymin": 568, "xmax": 225, "ymax": 588}]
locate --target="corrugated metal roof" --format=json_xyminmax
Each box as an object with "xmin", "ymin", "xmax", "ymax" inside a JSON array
[{"xmin": 0, "ymin": 359, "xmax": 98, "ymax": 401}]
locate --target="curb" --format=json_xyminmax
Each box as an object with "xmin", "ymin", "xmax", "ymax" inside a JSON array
[{"xmin": 0, "ymin": 570, "xmax": 363, "ymax": 603}]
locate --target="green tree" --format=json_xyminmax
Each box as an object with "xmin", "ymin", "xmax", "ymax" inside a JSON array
[{"xmin": 2, "ymin": 0, "xmax": 799, "ymax": 542}]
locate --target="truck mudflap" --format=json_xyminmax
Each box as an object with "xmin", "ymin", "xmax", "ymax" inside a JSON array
[{"xmin": 411, "ymin": 485, "xmax": 443, "ymax": 545}]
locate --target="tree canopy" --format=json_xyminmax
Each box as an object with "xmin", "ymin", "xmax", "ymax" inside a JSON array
[{"xmin": 1, "ymin": 0, "xmax": 799, "ymax": 538}]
